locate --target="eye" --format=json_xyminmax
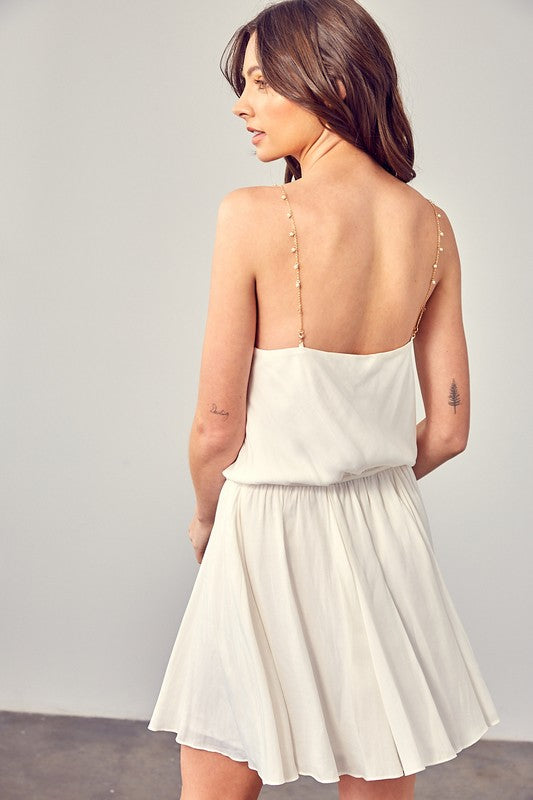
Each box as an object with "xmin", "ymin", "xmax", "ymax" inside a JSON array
[{"xmin": 254, "ymin": 78, "xmax": 268, "ymax": 90}]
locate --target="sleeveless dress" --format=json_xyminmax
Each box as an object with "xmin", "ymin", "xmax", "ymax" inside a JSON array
[{"xmin": 147, "ymin": 185, "xmax": 500, "ymax": 786}]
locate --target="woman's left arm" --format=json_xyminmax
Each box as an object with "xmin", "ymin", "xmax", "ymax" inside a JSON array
[{"xmin": 187, "ymin": 189, "xmax": 257, "ymax": 557}]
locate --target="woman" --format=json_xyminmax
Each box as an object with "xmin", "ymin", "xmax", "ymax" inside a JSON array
[{"xmin": 148, "ymin": 1, "xmax": 500, "ymax": 797}]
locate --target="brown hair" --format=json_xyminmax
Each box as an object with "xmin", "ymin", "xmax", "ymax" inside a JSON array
[{"xmin": 220, "ymin": 0, "xmax": 416, "ymax": 183}]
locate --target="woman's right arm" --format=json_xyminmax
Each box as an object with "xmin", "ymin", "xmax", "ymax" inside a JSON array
[{"xmin": 412, "ymin": 205, "xmax": 471, "ymax": 480}]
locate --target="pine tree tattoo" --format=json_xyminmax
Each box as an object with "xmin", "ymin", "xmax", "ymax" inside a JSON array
[{"xmin": 448, "ymin": 379, "xmax": 461, "ymax": 414}]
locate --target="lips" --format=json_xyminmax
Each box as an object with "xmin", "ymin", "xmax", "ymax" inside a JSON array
[{"xmin": 247, "ymin": 127, "xmax": 265, "ymax": 134}]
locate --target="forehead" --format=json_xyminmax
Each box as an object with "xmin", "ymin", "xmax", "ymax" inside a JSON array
[{"xmin": 242, "ymin": 32, "xmax": 259, "ymax": 67}]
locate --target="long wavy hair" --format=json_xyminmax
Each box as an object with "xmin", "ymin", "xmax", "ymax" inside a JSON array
[{"xmin": 220, "ymin": 0, "xmax": 416, "ymax": 184}]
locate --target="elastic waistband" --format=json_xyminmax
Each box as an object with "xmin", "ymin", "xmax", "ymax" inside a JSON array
[{"xmin": 223, "ymin": 463, "xmax": 415, "ymax": 489}]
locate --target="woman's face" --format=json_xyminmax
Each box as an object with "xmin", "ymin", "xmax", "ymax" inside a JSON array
[{"xmin": 232, "ymin": 32, "xmax": 325, "ymax": 163}]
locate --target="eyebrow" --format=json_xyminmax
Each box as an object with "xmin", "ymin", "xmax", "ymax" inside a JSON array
[{"xmin": 241, "ymin": 65, "xmax": 260, "ymax": 78}]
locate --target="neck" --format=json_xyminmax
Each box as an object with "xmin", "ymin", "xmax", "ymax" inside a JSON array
[{"xmin": 296, "ymin": 129, "xmax": 381, "ymax": 182}]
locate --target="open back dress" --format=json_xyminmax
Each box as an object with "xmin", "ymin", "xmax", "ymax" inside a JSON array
[{"xmin": 147, "ymin": 184, "xmax": 500, "ymax": 786}]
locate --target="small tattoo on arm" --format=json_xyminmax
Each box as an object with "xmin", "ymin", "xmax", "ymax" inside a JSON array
[
  {"xmin": 209, "ymin": 402, "xmax": 229, "ymax": 420},
  {"xmin": 448, "ymin": 379, "xmax": 461, "ymax": 414}
]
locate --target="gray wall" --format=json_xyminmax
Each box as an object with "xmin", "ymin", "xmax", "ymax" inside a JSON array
[{"xmin": 0, "ymin": 0, "xmax": 530, "ymax": 740}]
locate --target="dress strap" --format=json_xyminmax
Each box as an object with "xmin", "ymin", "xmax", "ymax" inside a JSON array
[
  {"xmin": 410, "ymin": 200, "xmax": 444, "ymax": 340},
  {"xmin": 274, "ymin": 183, "xmax": 305, "ymax": 347}
]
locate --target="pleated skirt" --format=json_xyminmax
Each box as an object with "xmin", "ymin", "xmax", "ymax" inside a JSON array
[{"xmin": 147, "ymin": 464, "xmax": 500, "ymax": 785}]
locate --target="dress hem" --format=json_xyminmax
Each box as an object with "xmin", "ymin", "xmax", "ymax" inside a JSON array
[{"xmin": 146, "ymin": 716, "xmax": 500, "ymax": 786}]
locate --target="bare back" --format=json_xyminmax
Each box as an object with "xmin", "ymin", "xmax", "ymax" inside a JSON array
[
  {"xmin": 252, "ymin": 177, "xmax": 444, "ymax": 355},
  {"xmin": 195, "ymin": 170, "xmax": 469, "ymax": 457}
]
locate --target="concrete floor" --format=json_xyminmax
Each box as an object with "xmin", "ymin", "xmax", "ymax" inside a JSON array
[{"xmin": 0, "ymin": 711, "xmax": 531, "ymax": 800}]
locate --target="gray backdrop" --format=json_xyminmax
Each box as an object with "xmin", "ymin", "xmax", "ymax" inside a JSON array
[{"xmin": 0, "ymin": 0, "xmax": 531, "ymax": 742}]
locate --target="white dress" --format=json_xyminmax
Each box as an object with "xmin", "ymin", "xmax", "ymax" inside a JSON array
[{"xmin": 147, "ymin": 186, "xmax": 500, "ymax": 786}]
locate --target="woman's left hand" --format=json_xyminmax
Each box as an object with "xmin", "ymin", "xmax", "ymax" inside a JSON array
[{"xmin": 187, "ymin": 511, "xmax": 214, "ymax": 564}]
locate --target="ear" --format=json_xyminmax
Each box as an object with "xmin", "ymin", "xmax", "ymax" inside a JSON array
[{"xmin": 335, "ymin": 77, "xmax": 347, "ymax": 101}]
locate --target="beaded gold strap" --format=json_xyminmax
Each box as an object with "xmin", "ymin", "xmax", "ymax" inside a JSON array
[
  {"xmin": 411, "ymin": 200, "xmax": 444, "ymax": 339},
  {"xmin": 274, "ymin": 183, "xmax": 305, "ymax": 347}
]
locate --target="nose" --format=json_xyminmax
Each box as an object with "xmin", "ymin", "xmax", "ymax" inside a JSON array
[{"xmin": 232, "ymin": 87, "xmax": 253, "ymax": 118}]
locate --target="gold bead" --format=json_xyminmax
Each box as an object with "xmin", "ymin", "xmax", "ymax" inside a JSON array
[
  {"xmin": 289, "ymin": 230, "xmax": 295, "ymax": 236},
  {"xmin": 287, "ymin": 211, "xmax": 292, "ymax": 217},
  {"xmin": 281, "ymin": 193, "xmax": 286, "ymax": 200},
  {"xmin": 291, "ymin": 246, "xmax": 296, "ymax": 252},
  {"xmin": 431, "ymin": 279, "xmax": 436, "ymax": 284},
  {"xmin": 433, "ymin": 264, "xmax": 437, "ymax": 269},
  {"xmin": 439, "ymin": 231, "xmax": 444, "ymax": 236},
  {"xmin": 437, "ymin": 213, "xmax": 442, "ymax": 218},
  {"xmin": 439, "ymin": 246, "xmax": 443, "ymax": 251}
]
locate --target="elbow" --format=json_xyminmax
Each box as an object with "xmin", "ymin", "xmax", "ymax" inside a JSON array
[
  {"xmin": 451, "ymin": 439, "xmax": 468, "ymax": 456},
  {"xmin": 443, "ymin": 431, "xmax": 469, "ymax": 457},
  {"xmin": 191, "ymin": 425, "xmax": 244, "ymax": 461},
  {"xmin": 426, "ymin": 419, "xmax": 468, "ymax": 457}
]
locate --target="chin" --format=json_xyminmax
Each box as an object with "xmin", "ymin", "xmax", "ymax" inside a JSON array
[{"xmin": 253, "ymin": 147, "xmax": 284, "ymax": 163}]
